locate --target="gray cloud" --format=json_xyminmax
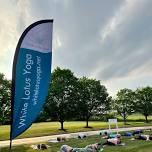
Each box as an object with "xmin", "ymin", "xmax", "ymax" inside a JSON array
[
  {"xmin": 23, "ymin": 0, "xmax": 123, "ymax": 75},
  {"xmin": 92, "ymin": 0, "xmax": 152, "ymax": 81},
  {"xmin": 0, "ymin": 0, "xmax": 152, "ymax": 95}
]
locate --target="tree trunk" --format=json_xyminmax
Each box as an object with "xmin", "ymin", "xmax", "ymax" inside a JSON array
[
  {"xmin": 86, "ymin": 119, "xmax": 89, "ymax": 128},
  {"xmin": 86, "ymin": 116, "xmax": 89, "ymax": 128},
  {"xmin": 123, "ymin": 113, "xmax": 127, "ymax": 125},
  {"xmin": 2, "ymin": 111, "xmax": 5, "ymax": 125},
  {"xmin": 145, "ymin": 115, "xmax": 148, "ymax": 123},
  {"xmin": 60, "ymin": 121, "xmax": 64, "ymax": 130},
  {"xmin": 59, "ymin": 102, "xmax": 64, "ymax": 130}
]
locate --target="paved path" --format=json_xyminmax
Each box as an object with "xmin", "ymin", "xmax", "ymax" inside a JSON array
[{"xmin": 0, "ymin": 126, "xmax": 152, "ymax": 148}]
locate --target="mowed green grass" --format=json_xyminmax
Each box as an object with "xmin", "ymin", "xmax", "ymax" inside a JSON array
[
  {"xmin": 1, "ymin": 119, "xmax": 152, "ymax": 141},
  {"xmin": 1, "ymin": 121, "xmax": 107, "ymax": 141},
  {"xmin": 2, "ymin": 134, "xmax": 152, "ymax": 152},
  {"xmin": 117, "ymin": 114, "xmax": 152, "ymax": 121}
]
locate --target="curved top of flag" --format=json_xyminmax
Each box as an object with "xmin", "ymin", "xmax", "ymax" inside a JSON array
[{"xmin": 11, "ymin": 20, "xmax": 53, "ymax": 140}]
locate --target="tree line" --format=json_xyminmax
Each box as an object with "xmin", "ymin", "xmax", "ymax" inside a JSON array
[
  {"xmin": 114, "ymin": 87, "xmax": 152, "ymax": 124},
  {"xmin": 0, "ymin": 67, "xmax": 152, "ymax": 129}
]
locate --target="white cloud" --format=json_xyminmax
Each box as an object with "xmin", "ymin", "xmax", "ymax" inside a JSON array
[{"xmin": 0, "ymin": 0, "xmax": 152, "ymax": 95}]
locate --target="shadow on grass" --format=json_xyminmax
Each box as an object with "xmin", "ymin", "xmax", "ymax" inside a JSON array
[
  {"xmin": 124, "ymin": 123, "xmax": 131, "ymax": 125},
  {"xmin": 58, "ymin": 129, "xmax": 68, "ymax": 132},
  {"xmin": 1, "ymin": 145, "xmax": 29, "ymax": 152},
  {"xmin": 84, "ymin": 126, "xmax": 93, "ymax": 129}
]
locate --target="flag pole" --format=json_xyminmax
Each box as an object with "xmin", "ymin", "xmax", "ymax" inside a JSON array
[
  {"xmin": 9, "ymin": 140, "xmax": 12, "ymax": 152},
  {"xmin": 10, "ymin": 53, "xmax": 16, "ymax": 152},
  {"xmin": 10, "ymin": 33, "xmax": 17, "ymax": 151}
]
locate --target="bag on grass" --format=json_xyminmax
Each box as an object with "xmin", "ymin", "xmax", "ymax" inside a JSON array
[
  {"xmin": 60, "ymin": 145, "xmax": 73, "ymax": 152},
  {"xmin": 78, "ymin": 133, "xmax": 87, "ymax": 139},
  {"xmin": 57, "ymin": 136, "xmax": 66, "ymax": 142},
  {"xmin": 31, "ymin": 144, "xmax": 49, "ymax": 150}
]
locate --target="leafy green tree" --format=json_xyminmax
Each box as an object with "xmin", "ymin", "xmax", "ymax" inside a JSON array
[
  {"xmin": 46, "ymin": 67, "xmax": 78, "ymax": 130},
  {"xmin": 114, "ymin": 88, "xmax": 135, "ymax": 124},
  {"xmin": 78, "ymin": 77, "xmax": 110, "ymax": 127},
  {"xmin": 0, "ymin": 73, "xmax": 11, "ymax": 125},
  {"xmin": 135, "ymin": 86, "xmax": 152, "ymax": 123}
]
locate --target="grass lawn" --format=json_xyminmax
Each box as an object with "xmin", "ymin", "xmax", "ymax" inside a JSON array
[
  {"xmin": 117, "ymin": 114, "xmax": 152, "ymax": 122},
  {"xmin": 1, "ymin": 120, "xmax": 152, "ymax": 141},
  {"xmin": 1, "ymin": 133, "xmax": 152, "ymax": 152}
]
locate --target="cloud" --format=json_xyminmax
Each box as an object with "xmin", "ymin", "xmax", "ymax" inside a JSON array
[
  {"xmin": 0, "ymin": 0, "xmax": 152, "ymax": 95},
  {"xmin": 0, "ymin": 0, "xmax": 19, "ymax": 78},
  {"xmin": 16, "ymin": 0, "xmax": 32, "ymax": 32},
  {"xmin": 0, "ymin": 0, "xmax": 35, "ymax": 79},
  {"xmin": 92, "ymin": 0, "xmax": 152, "ymax": 81}
]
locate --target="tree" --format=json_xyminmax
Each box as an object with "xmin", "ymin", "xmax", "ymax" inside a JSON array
[
  {"xmin": 135, "ymin": 86, "xmax": 152, "ymax": 123},
  {"xmin": 46, "ymin": 67, "xmax": 78, "ymax": 130},
  {"xmin": 78, "ymin": 77, "xmax": 110, "ymax": 128},
  {"xmin": 114, "ymin": 88, "xmax": 135, "ymax": 124},
  {"xmin": 0, "ymin": 73, "xmax": 11, "ymax": 125}
]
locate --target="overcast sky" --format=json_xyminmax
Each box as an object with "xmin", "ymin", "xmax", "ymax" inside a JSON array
[{"xmin": 0, "ymin": 0, "xmax": 152, "ymax": 96}]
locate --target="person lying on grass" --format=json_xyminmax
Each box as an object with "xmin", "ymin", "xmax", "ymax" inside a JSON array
[
  {"xmin": 135, "ymin": 134, "xmax": 152, "ymax": 141},
  {"xmin": 102, "ymin": 136, "xmax": 121, "ymax": 146},
  {"xmin": 100, "ymin": 131, "xmax": 121, "ymax": 139},
  {"xmin": 60, "ymin": 135, "xmax": 123, "ymax": 152},
  {"xmin": 60, "ymin": 143, "xmax": 102, "ymax": 152},
  {"xmin": 132, "ymin": 130, "xmax": 143, "ymax": 136}
]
